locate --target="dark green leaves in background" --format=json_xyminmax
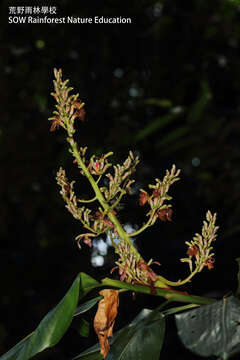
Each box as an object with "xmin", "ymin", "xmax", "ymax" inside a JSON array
[{"xmin": 175, "ymin": 296, "xmax": 240, "ymax": 360}]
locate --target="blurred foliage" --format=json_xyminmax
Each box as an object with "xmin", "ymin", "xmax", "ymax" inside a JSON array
[{"xmin": 1, "ymin": 0, "xmax": 240, "ymax": 359}]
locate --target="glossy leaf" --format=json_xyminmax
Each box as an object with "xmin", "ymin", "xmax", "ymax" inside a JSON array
[
  {"xmin": 78, "ymin": 273, "xmax": 100, "ymax": 299},
  {"xmin": 0, "ymin": 333, "xmax": 33, "ymax": 360},
  {"xmin": 74, "ymin": 308, "xmax": 165, "ymax": 360},
  {"xmin": 74, "ymin": 296, "xmax": 103, "ymax": 316},
  {"xmin": 106, "ymin": 308, "xmax": 165, "ymax": 360},
  {"xmin": 0, "ymin": 273, "xmax": 100, "ymax": 360},
  {"xmin": 175, "ymin": 295, "xmax": 240, "ymax": 360},
  {"xmin": 73, "ymin": 341, "xmax": 103, "ymax": 360}
]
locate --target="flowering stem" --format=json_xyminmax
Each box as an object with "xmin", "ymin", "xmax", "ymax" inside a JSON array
[
  {"xmin": 50, "ymin": 69, "xmax": 219, "ymax": 290},
  {"xmin": 68, "ymin": 136, "xmax": 208, "ymax": 289},
  {"xmin": 102, "ymin": 278, "xmax": 215, "ymax": 305},
  {"xmin": 70, "ymin": 140, "xmax": 141, "ymax": 259}
]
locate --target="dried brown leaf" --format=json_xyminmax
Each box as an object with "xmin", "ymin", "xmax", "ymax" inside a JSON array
[{"xmin": 94, "ymin": 289, "xmax": 119, "ymax": 358}]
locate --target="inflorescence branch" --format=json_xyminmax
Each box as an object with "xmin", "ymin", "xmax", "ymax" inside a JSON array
[{"xmin": 49, "ymin": 68, "xmax": 219, "ymax": 289}]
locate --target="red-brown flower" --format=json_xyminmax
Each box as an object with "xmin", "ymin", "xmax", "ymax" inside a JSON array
[
  {"xmin": 73, "ymin": 101, "xmax": 86, "ymax": 121},
  {"xmin": 158, "ymin": 208, "xmax": 173, "ymax": 222},
  {"xmin": 139, "ymin": 192, "xmax": 149, "ymax": 206},
  {"xmin": 205, "ymin": 257, "xmax": 215, "ymax": 270},
  {"xmin": 50, "ymin": 115, "xmax": 62, "ymax": 132},
  {"xmin": 77, "ymin": 234, "xmax": 94, "ymax": 249},
  {"xmin": 187, "ymin": 245, "xmax": 198, "ymax": 258},
  {"xmin": 153, "ymin": 189, "xmax": 160, "ymax": 198}
]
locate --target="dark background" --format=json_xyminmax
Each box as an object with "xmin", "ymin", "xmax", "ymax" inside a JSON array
[{"xmin": 1, "ymin": 0, "xmax": 240, "ymax": 359}]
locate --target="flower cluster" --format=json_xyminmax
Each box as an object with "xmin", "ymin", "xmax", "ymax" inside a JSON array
[
  {"xmin": 181, "ymin": 211, "xmax": 218, "ymax": 272},
  {"xmin": 139, "ymin": 165, "xmax": 180, "ymax": 225},
  {"xmin": 101, "ymin": 151, "xmax": 139, "ymax": 201},
  {"xmin": 48, "ymin": 68, "xmax": 85, "ymax": 135},
  {"xmin": 56, "ymin": 167, "xmax": 116, "ymax": 248},
  {"xmin": 49, "ymin": 69, "xmax": 219, "ymax": 290},
  {"xmin": 88, "ymin": 153, "xmax": 113, "ymax": 176},
  {"xmin": 112, "ymin": 241, "xmax": 160, "ymax": 287}
]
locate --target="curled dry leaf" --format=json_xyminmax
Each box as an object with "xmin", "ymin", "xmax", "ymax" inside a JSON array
[{"xmin": 94, "ymin": 289, "xmax": 119, "ymax": 358}]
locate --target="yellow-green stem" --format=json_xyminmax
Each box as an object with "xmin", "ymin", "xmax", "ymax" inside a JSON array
[
  {"xmin": 155, "ymin": 268, "xmax": 199, "ymax": 287},
  {"xmin": 70, "ymin": 137, "xmax": 199, "ymax": 289},
  {"xmin": 129, "ymin": 215, "xmax": 154, "ymax": 237},
  {"xmin": 71, "ymin": 141, "xmax": 140, "ymax": 259},
  {"xmin": 77, "ymin": 195, "xmax": 97, "ymax": 203}
]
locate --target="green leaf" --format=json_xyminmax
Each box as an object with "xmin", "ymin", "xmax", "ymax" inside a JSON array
[
  {"xmin": 0, "ymin": 333, "xmax": 33, "ymax": 360},
  {"xmin": 77, "ymin": 319, "xmax": 90, "ymax": 338},
  {"xmin": 236, "ymin": 258, "xmax": 240, "ymax": 296},
  {"xmin": 17, "ymin": 275, "xmax": 81, "ymax": 360},
  {"xmin": 156, "ymin": 126, "xmax": 189, "ymax": 149},
  {"xmin": 162, "ymin": 303, "xmax": 199, "ymax": 316},
  {"xmin": 175, "ymin": 295, "xmax": 240, "ymax": 360},
  {"xmin": 73, "ymin": 341, "xmax": 102, "ymax": 360},
  {"xmin": 187, "ymin": 80, "xmax": 211, "ymax": 124},
  {"xmin": 134, "ymin": 112, "xmax": 182, "ymax": 142},
  {"xmin": 74, "ymin": 296, "xmax": 102, "ymax": 317},
  {"xmin": 78, "ymin": 273, "xmax": 100, "ymax": 300},
  {"xmin": 73, "ymin": 308, "xmax": 165, "ymax": 360},
  {"xmin": 144, "ymin": 98, "xmax": 172, "ymax": 108},
  {"xmin": 0, "ymin": 273, "xmax": 100, "ymax": 360},
  {"xmin": 106, "ymin": 309, "xmax": 165, "ymax": 360}
]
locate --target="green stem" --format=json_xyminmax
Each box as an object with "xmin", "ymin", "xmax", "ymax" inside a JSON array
[
  {"xmin": 110, "ymin": 190, "xmax": 126, "ymax": 210},
  {"xmin": 129, "ymin": 215, "xmax": 154, "ymax": 237},
  {"xmin": 162, "ymin": 303, "xmax": 199, "ymax": 316},
  {"xmin": 70, "ymin": 141, "xmax": 140, "ymax": 259},
  {"xmin": 102, "ymin": 278, "xmax": 215, "ymax": 305},
  {"xmin": 109, "ymin": 230, "xmax": 117, "ymax": 249},
  {"xmin": 69, "ymin": 138, "xmax": 202, "ymax": 289},
  {"xmin": 77, "ymin": 196, "xmax": 97, "ymax": 203},
  {"xmin": 155, "ymin": 268, "xmax": 199, "ymax": 287},
  {"xmin": 67, "ymin": 134, "xmax": 203, "ymax": 289}
]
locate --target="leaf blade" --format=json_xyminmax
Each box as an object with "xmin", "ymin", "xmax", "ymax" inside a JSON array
[
  {"xmin": 175, "ymin": 295, "xmax": 240, "ymax": 359},
  {"xmin": 0, "ymin": 273, "xmax": 100, "ymax": 360}
]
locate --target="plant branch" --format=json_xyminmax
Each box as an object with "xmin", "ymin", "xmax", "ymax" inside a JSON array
[
  {"xmin": 102, "ymin": 278, "xmax": 216, "ymax": 305},
  {"xmin": 77, "ymin": 196, "xmax": 97, "ymax": 203}
]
